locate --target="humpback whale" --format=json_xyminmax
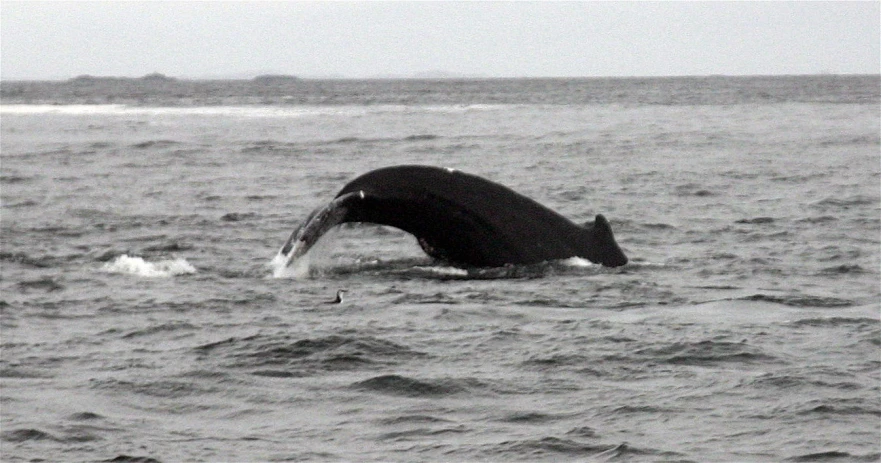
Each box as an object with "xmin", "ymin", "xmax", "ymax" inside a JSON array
[{"xmin": 278, "ymin": 165, "xmax": 627, "ymax": 269}]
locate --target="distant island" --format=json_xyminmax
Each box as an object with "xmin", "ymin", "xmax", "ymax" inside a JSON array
[
  {"xmin": 60, "ymin": 72, "xmax": 302, "ymax": 85},
  {"xmin": 2, "ymin": 74, "xmax": 876, "ymax": 106},
  {"xmin": 61, "ymin": 73, "xmax": 302, "ymax": 84},
  {"xmin": 251, "ymin": 74, "xmax": 301, "ymax": 84},
  {"xmin": 68, "ymin": 72, "xmax": 180, "ymax": 83}
]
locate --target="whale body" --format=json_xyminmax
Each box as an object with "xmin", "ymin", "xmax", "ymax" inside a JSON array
[{"xmin": 279, "ymin": 165, "xmax": 627, "ymax": 269}]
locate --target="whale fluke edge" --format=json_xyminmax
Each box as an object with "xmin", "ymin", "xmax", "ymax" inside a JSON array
[{"xmin": 278, "ymin": 165, "xmax": 628, "ymax": 269}]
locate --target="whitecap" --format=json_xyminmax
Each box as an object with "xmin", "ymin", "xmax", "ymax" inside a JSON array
[
  {"xmin": 558, "ymin": 256, "xmax": 595, "ymax": 267},
  {"xmin": 102, "ymin": 254, "xmax": 196, "ymax": 278},
  {"xmin": 413, "ymin": 265, "xmax": 469, "ymax": 277},
  {"xmin": 269, "ymin": 252, "xmax": 311, "ymax": 279}
]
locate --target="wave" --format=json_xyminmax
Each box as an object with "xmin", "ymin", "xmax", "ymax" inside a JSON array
[
  {"xmin": 121, "ymin": 321, "xmax": 197, "ymax": 339},
  {"xmin": 1, "ymin": 428, "xmax": 59, "ymax": 442},
  {"xmin": 2, "ymin": 243, "xmax": 75, "ymax": 269},
  {"xmin": 631, "ymin": 339, "xmax": 779, "ymax": 366},
  {"xmin": 100, "ymin": 456, "xmax": 162, "ymax": 463},
  {"xmin": 195, "ymin": 334, "xmax": 425, "ymax": 375},
  {"xmin": 785, "ymin": 450, "xmax": 881, "ymax": 462},
  {"xmin": 16, "ymin": 277, "xmax": 65, "ymax": 293},
  {"xmin": 271, "ymin": 250, "xmax": 601, "ymax": 281},
  {"xmin": 739, "ymin": 293, "xmax": 854, "ymax": 308},
  {"xmin": 350, "ymin": 374, "xmax": 472, "ymax": 397},
  {"xmin": 0, "ymin": 103, "xmax": 510, "ymax": 118},
  {"xmin": 794, "ymin": 397, "xmax": 881, "ymax": 417},
  {"xmin": 101, "ymin": 254, "xmax": 196, "ymax": 278},
  {"xmin": 479, "ymin": 437, "xmax": 683, "ymax": 461},
  {"xmin": 811, "ymin": 195, "xmax": 880, "ymax": 209},
  {"xmin": 1, "ymin": 427, "xmax": 102, "ymax": 444},
  {"xmin": 91, "ymin": 377, "xmax": 218, "ymax": 400}
]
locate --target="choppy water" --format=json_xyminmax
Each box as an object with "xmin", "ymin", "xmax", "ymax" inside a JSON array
[{"xmin": 1, "ymin": 76, "xmax": 880, "ymax": 462}]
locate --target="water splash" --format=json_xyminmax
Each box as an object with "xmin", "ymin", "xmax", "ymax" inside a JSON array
[
  {"xmin": 558, "ymin": 256, "xmax": 595, "ymax": 267},
  {"xmin": 269, "ymin": 251, "xmax": 310, "ymax": 279},
  {"xmin": 102, "ymin": 254, "xmax": 196, "ymax": 278}
]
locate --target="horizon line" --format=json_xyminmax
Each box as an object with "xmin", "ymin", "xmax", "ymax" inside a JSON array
[{"xmin": 2, "ymin": 72, "xmax": 879, "ymax": 83}]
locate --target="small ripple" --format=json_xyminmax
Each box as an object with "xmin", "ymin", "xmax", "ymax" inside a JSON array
[
  {"xmin": 749, "ymin": 372, "xmax": 863, "ymax": 391},
  {"xmin": 496, "ymin": 411, "xmax": 573, "ymax": 424},
  {"xmin": 0, "ymin": 174, "xmax": 38, "ymax": 184},
  {"xmin": 376, "ymin": 424, "xmax": 468, "ymax": 441},
  {"xmin": 1, "ymin": 428, "xmax": 58, "ymax": 442},
  {"xmin": 195, "ymin": 334, "xmax": 425, "ymax": 374},
  {"xmin": 0, "ymin": 251, "xmax": 57, "ymax": 268},
  {"xmin": 790, "ymin": 317, "xmax": 879, "ymax": 328},
  {"xmin": 797, "ymin": 215, "xmax": 838, "ymax": 224},
  {"xmin": 90, "ymin": 378, "xmax": 218, "ymax": 399},
  {"xmin": 490, "ymin": 436, "xmax": 606, "ymax": 458},
  {"xmin": 565, "ymin": 426, "xmax": 598, "ymax": 438},
  {"xmin": 740, "ymin": 293, "xmax": 854, "ymax": 308},
  {"xmin": 140, "ymin": 240, "xmax": 194, "ymax": 253},
  {"xmin": 350, "ymin": 374, "xmax": 473, "ymax": 397},
  {"xmin": 121, "ymin": 321, "xmax": 197, "ymax": 339},
  {"xmin": 220, "ymin": 212, "xmax": 259, "ymax": 222},
  {"xmin": 403, "ymin": 133, "xmax": 440, "ymax": 141},
  {"xmin": 795, "ymin": 397, "xmax": 881, "ymax": 417},
  {"xmin": 478, "ymin": 437, "xmax": 684, "ymax": 460},
  {"xmin": 522, "ymin": 353, "xmax": 590, "ymax": 371},
  {"xmin": 16, "ymin": 277, "xmax": 65, "ymax": 293},
  {"xmin": 101, "ymin": 456, "xmax": 163, "ymax": 463},
  {"xmin": 68, "ymin": 411, "xmax": 105, "ymax": 421},
  {"xmin": 812, "ymin": 195, "xmax": 879, "ymax": 209},
  {"xmin": 817, "ymin": 264, "xmax": 869, "ymax": 275},
  {"xmin": 633, "ymin": 340, "xmax": 779, "ymax": 366},
  {"xmin": 785, "ymin": 451, "xmax": 881, "ymax": 462},
  {"xmin": 376, "ymin": 414, "xmax": 452, "ymax": 426},
  {"xmin": 735, "ymin": 217, "xmax": 776, "ymax": 224},
  {"xmin": 130, "ymin": 139, "xmax": 180, "ymax": 150},
  {"xmin": 674, "ymin": 183, "xmax": 716, "ymax": 197}
]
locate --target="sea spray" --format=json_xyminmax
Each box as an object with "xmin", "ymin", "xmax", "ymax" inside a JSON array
[
  {"xmin": 269, "ymin": 227, "xmax": 342, "ymax": 279},
  {"xmin": 270, "ymin": 251, "xmax": 311, "ymax": 279},
  {"xmin": 102, "ymin": 254, "xmax": 196, "ymax": 278}
]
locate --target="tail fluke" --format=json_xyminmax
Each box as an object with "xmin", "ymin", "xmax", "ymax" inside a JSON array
[
  {"xmin": 278, "ymin": 191, "xmax": 365, "ymax": 267},
  {"xmin": 586, "ymin": 214, "xmax": 628, "ymax": 267}
]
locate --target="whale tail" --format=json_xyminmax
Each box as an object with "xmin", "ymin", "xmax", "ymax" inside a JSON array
[{"xmin": 584, "ymin": 214, "xmax": 628, "ymax": 267}]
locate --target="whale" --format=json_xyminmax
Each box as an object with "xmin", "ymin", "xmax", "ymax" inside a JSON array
[{"xmin": 278, "ymin": 165, "xmax": 628, "ymax": 269}]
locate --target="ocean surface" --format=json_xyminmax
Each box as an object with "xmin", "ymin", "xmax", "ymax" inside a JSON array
[{"xmin": 1, "ymin": 75, "xmax": 879, "ymax": 462}]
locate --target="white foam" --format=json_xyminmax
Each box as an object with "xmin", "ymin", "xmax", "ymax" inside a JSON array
[
  {"xmin": 269, "ymin": 251, "xmax": 311, "ymax": 279},
  {"xmin": 102, "ymin": 254, "xmax": 196, "ymax": 278},
  {"xmin": 414, "ymin": 265, "xmax": 469, "ymax": 277},
  {"xmin": 559, "ymin": 256, "xmax": 595, "ymax": 267}
]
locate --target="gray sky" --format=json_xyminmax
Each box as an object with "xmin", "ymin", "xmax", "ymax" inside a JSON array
[{"xmin": 1, "ymin": 1, "xmax": 878, "ymax": 80}]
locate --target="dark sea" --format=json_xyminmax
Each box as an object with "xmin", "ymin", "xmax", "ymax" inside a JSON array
[{"xmin": 1, "ymin": 75, "xmax": 880, "ymax": 462}]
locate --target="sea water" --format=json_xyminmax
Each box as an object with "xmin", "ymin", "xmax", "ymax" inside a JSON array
[{"xmin": 1, "ymin": 76, "xmax": 879, "ymax": 461}]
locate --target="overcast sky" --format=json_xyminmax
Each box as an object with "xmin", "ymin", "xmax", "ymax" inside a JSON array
[{"xmin": 1, "ymin": 1, "xmax": 878, "ymax": 80}]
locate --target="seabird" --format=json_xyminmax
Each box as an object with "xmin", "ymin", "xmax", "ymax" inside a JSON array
[{"xmin": 327, "ymin": 289, "xmax": 347, "ymax": 304}]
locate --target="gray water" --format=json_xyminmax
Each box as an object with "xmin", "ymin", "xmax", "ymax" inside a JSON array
[{"xmin": 1, "ymin": 76, "xmax": 880, "ymax": 462}]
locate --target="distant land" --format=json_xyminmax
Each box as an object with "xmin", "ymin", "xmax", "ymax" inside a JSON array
[
  {"xmin": 2, "ymin": 74, "xmax": 877, "ymax": 108},
  {"xmin": 63, "ymin": 72, "xmax": 302, "ymax": 83},
  {"xmin": 0, "ymin": 71, "xmax": 501, "ymax": 82}
]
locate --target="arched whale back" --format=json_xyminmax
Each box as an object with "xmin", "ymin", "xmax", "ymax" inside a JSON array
[{"xmin": 279, "ymin": 165, "xmax": 628, "ymax": 269}]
